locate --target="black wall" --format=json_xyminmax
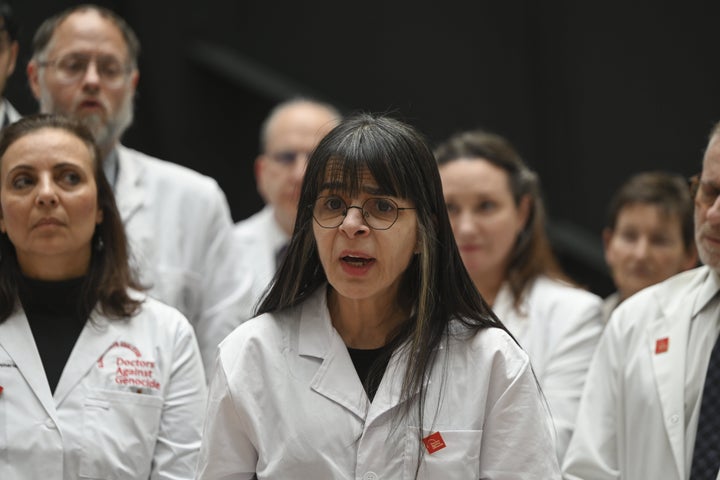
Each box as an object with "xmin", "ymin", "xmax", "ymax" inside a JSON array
[{"xmin": 8, "ymin": 1, "xmax": 720, "ymax": 296}]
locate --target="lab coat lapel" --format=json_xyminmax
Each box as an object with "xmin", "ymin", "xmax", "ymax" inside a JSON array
[
  {"xmin": 114, "ymin": 146, "xmax": 146, "ymax": 225},
  {"xmin": 365, "ymin": 343, "xmax": 425, "ymax": 428},
  {"xmin": 0, "ymin": 310, "xmax": 59, "ymax": 425},
  {"xmin": 648, "ymin": 287, "xmax": 693, "ymax": 480},
  {"xmin": 53, "ymin": 312, "xmax": 121, "ymax": 406},
  {"xmin": 298, "ymin": 287, "xmax": 369, "ymax": 421}
]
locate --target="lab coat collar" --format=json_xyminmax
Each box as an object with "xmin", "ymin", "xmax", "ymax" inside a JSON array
[
  {"xmin": 53, "ymin": 311, "xmax": 123, "ymax": 406},
  {"xmin": 297, "ymin": 286, "xmax": 369, "ymax": 420},
  {"xmin": 0, "ymin": 308, "xmax": 61, "ymax": 429},
  {"xmin": 112, "ymin": 145, "xmax": 146, "ymax": 223},
  {"xmin": 297, "ymin": 286, "xmax": 423, "ymax": 425},
  {"xmin": 648, "ymin": 266, "xmax": 711, "ymax": 479}
]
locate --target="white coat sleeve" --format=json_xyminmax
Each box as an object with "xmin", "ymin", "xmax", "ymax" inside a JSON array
[
  {"xmin": 196, "ymin": 355, "xmax": 257, "ymax": 480},
  {"xmin": 193, "ymin": 184, "xmax": 255, "ymax": 376},
  {"xmin": 479, "ymin": 344, "xmax": 562, "ymax": 479},
  {"xmin": 541, "ymin": 296, "xmax": 603, "ymax": 460},
  {"xmin": 561, "ymin": 314, "xmax": 623, "ymax": 480},
  {"xmin": 151, "ymin": 314, "xmax": 208, "ymax": 480}
]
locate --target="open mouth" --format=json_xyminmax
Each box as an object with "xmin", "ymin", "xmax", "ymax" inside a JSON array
[{"xmin": 342, "ymin": 255, "xmax": 375, "ymax": 267}]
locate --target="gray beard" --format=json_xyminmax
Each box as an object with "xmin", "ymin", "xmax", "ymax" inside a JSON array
[{"xmin": 39, "ymin": 89, "xmax": 134, "ymax": 153}]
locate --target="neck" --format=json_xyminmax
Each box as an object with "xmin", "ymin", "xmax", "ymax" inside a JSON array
[
  {"xmin": 471, "ymin": 271, "xmax": 505, "ymax": 307},
  {"xmin": 17, "ymin": 251, "xmax": 91, "ymax": 281},
  {"xmin": 327, "ymin": 288, "xmax": 408, "ymax": 349}
]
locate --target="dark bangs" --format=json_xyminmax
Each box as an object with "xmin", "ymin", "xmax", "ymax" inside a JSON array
[{"xmin": 305, "ymin": 115, "xmax": 425, "ymax": 203}]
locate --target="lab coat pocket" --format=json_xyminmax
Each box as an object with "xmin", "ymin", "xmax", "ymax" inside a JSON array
[
  {"xmin": 79, "ymin": 388, "xmax": 164, "ymax": 479},
  {"xmin": 404, "ymin": 427, "xmax": 483, "ymax": 480}
]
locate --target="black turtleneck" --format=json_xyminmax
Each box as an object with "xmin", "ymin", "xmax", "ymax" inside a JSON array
[{"xmin": 17, "ymin": 275, "xmax": 88, "ymax": 394}]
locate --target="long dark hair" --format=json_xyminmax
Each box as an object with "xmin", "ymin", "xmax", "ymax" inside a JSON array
[
  {"xmin": 258, "ymin": 114, "xmax": 510, "ymax": 457},
  {"xmin": 0, "ymin": 114, "xmax": 143, "ymax": 323},
  {"xmin": 435, "ymin": 129, "xmax": 568, "ymax": 309}
]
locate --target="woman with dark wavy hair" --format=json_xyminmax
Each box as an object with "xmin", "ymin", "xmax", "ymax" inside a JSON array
[
  {"xmin": 198, "ymin": 114, "xmax": 559, "ymax": 479},
  {"xmin": 0, "ymin": 114, "xmax": 206, "ymax": 479},
  {"xmin": 435, "ymin": 129, "xmax": 604, "ymax": 461}
]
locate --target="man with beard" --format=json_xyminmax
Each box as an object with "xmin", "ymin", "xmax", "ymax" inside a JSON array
[
  {"xmin": 0, "ymin": 1, "xmax": 20, "ymax": 128},
  {"xmin": 26, "ymin": 5, "xmax": 253, "ymax": 375},
  {"xmin": 563, "ymin": 120, "xmax": 720, "ymax": 479}
]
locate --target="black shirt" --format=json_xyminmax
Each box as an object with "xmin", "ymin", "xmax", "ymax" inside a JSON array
[
  {"xmin": 347, "ymin": 344, "xmax": 392, "ymax": 401},
  {"xmin": 18, "ymin": 275, "xmax": 87, "ymax": 394}
]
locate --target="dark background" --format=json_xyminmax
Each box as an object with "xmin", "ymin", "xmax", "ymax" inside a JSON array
[{"xmin": 7, "ymin": 1, "xmax": 720, "ymax": 297}]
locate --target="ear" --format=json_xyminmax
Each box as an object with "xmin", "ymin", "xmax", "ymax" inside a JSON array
[
  {"xmin": 516, "ymin": 194, "xmax": 531, "ymax": 233},
  {"xmin": 129, "ymin": 69, "xmax": 139, "ymax": 90},
  {"xmin": 27, "ymin": 59, "xmax": 42, "ymax": 101},
  {"xmin": 255, "ymin": 155, "xmax": 269, "ymax": 202},
  {"xmin": 602, "ymin": 227, "xmax": 613, "ymax": 251},
  {"xmin": 6, "ymin": 41, "xmax": 18, "ymax": 77}
]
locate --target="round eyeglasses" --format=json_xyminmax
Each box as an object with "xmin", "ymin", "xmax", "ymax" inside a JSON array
[
  {"xmin": 312, "ymin": 195, "xmax": 416, "ymax": 230},
  {"xmin": 38, "ymin": 53, "xmax": 133, "ymax": 88}
]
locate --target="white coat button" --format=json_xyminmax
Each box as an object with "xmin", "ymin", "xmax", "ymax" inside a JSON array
[
  {"xmin": 45, "ymin": 419, "xmax": 57, "ymax": 429},
  {"xmin": 670, "ymin": 414, "xmax": 680, "ymax": 424},
  {"xmin": 363, "ymin": 472, "xmax": 378, "ymax": 480}
]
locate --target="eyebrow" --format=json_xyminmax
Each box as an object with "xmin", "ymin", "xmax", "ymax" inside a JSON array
[{"xmin": 7, "ymin": 162, "xmax": 85, "ymax": 174}]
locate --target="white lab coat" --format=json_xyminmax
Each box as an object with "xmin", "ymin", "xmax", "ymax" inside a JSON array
[
  {"xmin": 562, "ymin": 266, "xmax": 720, "ymax": 480},
  {"xmin": 491, "ymin": 276, "xmax": 603, "ymax": 461},
  {"xmin": 0, "ymin": 293, "xmax": 207, "ymax": 480},
  {"xmin": 197, "ymin": 285, "xmax": 560, "ymax": 479},
  {"xmin": 234, "ymin": 205, "xmax": 290, "ymax": 310},
  {"xmin": 115, "ymin": 146, "xmax": 255, "ymax": 372}
]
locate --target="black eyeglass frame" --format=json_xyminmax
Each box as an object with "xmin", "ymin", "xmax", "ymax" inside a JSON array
[{"xmin": 311, "ymin": 195, "xmax": 417, "ymax": 230}]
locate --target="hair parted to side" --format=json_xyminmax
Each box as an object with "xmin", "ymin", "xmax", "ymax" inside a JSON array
[
  {"xmin": 434, "ymin": 129, "xmax": 569, "ymax": 309},
  {"xmin": 258, "ymin": 114, "xmax": 509, "ymax": 452},
  {"xmin": 605, "ymin": 171, "xmax": 695, "ymax": 253},
  {"xmin": 31, "ymin": 3, "xmax": 140, "ymax": 66},
  {"xmin": 0, "ymin": 114, "xmax": 144, "ymax": 324}
]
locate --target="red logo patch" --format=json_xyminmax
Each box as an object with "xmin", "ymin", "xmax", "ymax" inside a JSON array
[
  {"xmin": 655, "ymin": 337, "xmax": 669, "ymax": 354},
  {"xmin": 422, "ymin": 431, "xmax": 446, "ymax": 454}
]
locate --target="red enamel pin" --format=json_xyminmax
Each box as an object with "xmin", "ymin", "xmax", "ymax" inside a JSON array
[
  {"xmin": 422, "ymin": 431, "xmax": 446, "ymax": 454},
  {"xmin": 655, "ymin": 337, "xmax": 669, "ymax": 354}
]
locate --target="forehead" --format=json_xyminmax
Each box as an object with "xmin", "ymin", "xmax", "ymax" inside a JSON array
[
  {"xmin": 616, "ymin": 202, "xmax": 682, "ymax": 230},
  {"xmin": 266, "ymin": 104, "xmax": 337, "ymax": 148},
  {"xmin": 440, "ymin": 158, "xmax": 511, "ymax": 193},
  {"xmin": 1, "ymin": 128, "xmax": 95, "ymax": 172},
  {"xmin": 46, "ymin": 10, "xmax": 129, "ymax": 59}
]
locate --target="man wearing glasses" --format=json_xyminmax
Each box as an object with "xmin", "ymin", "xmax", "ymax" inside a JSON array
[
  {"xmin": 0, "ymin": 1, "xmax": 19, "ymax": 129},
  {"xmin": 564, "ymin": 120, "xmax": 720, "ymax": 479},
  {"xmin": 235, "ymin": 98, "xmax": 340, "ymax": 304},
  {"xmin": 26, "ymin": 5, "xmax": 254, "ymax": 376}
]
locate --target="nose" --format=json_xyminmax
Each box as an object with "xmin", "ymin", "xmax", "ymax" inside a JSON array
[
  {"xmin": 455, "ymin": 210, "xmax": 477, "ymax": 237},
  {"xmin": 35, "ymin": 175, "xmax": 59, "ymax": 207},
  {"xmin": 338, "ymin": 205, "xmax": 370, "ymax": 237},
  {"xmin": 82, "ymin": 60, "xmax": 101, "ymax": 91},
  {"xmin": 631, "ymin": 236, "xmax": 650, "ymax": 259}
]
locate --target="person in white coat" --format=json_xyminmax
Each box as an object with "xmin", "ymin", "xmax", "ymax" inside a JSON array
[
  {"xmin": 562, "ymin": 121, "xmax": 720, "ymax": 479},
  {"xmin": 235, "ymin": 98, "xmax": 340, "ymax": 306},
  {"xmin": 197, "ymin": 114, "xmax": 560, "ymax": 479},
  {"xmin": 435, "ymin": 130, "xmax": 604, "ymax": 461},
  {"xmin": 0, "ymin": 1, "xmax": 20, "ymax": 129},
  {"xmin": 0, "ymin": 114, "xmax": 206, "ymax": 479},
  {"xmin": 600, "ymin": 171, "xmax": 697, "ymax": 323},
  {"xmin": 26, "ymin": 4, "xmax": 254, "ymax": 373}
]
